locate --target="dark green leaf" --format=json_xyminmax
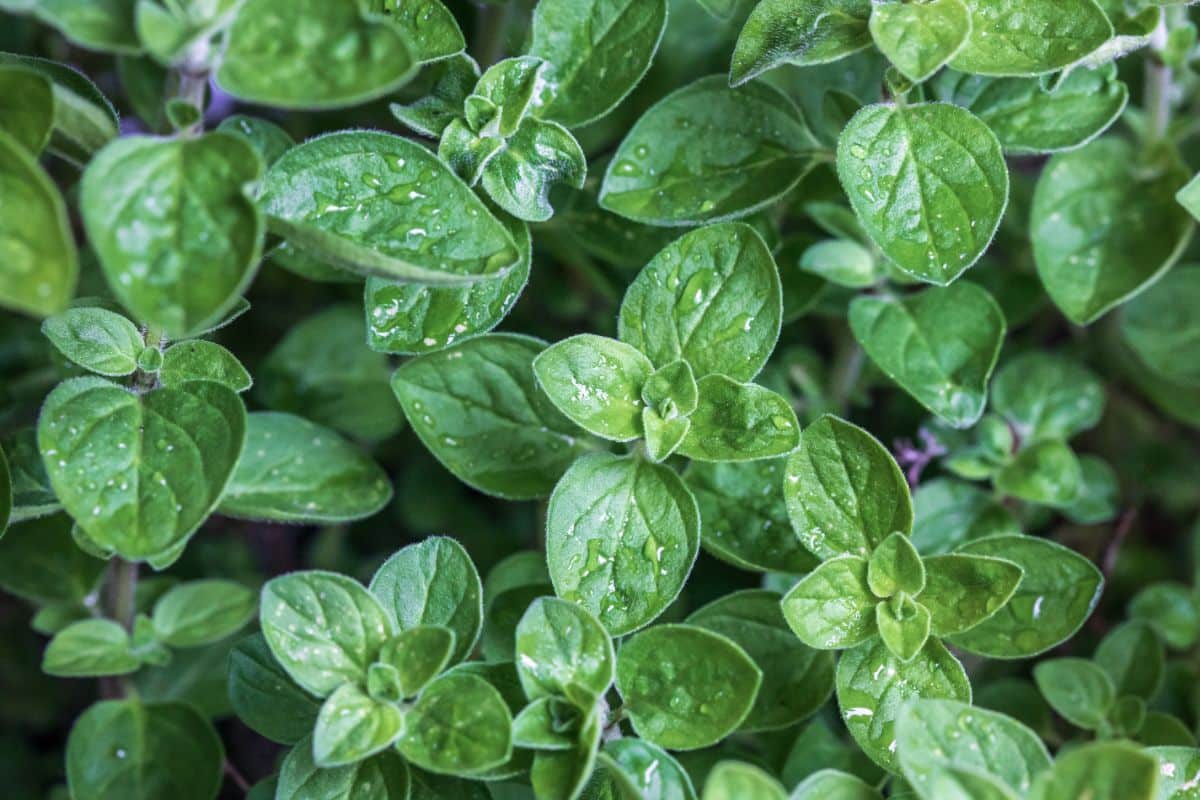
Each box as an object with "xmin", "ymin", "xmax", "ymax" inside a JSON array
[
  {"xmin": 990, "ymin": 353, "xmax": 1104, "ymax": 442},
  {"xmin": 277, "ymin": 737, "xmax": 411, "ymax": 800},
  {"xmin": 1033, "ymin": 657, "xmax": 1115, "ymax": 730},
  {"xmin": 227, "ymin": 634, "xmax": 321, "ymax": 746},
  {"xmin": 730, "ymin": 0, "xmax": 872, "ymax": 86}
]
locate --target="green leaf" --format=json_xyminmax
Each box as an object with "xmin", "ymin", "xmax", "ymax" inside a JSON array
[
  {"xmin": 4, "ymin": 429, "xmax": 61, "ymax": 524},
  {"xmin": 391, "ymin": 334, "xmax": 591, "ymax": 500},
  {"xmin": 701, "ymin": 761, "xmax": 786, "ymax": 800},
  {"xmin": 260, "ymin": 131, "xmax": 521, "ymax": 283},
  {"xmin": 546, "ymin": 452, "xmax": 700, "ymax": 636},
  {"xmin": 218, "ymin": 412, "xmax": 393, "ymax": 524},
  {"xmin": 1147, "ymin": 746, "xmax": 1200, "ymax": 799},
  {"xmin": 277, "ymin": 737, "xmax": 410, "ymax": 800},
  {"xmin": 529, "ymin": 0, "xmax": 666, "ymax": 128},
  {"xmin": 1120, "ymin": 264, "xmax": 1200, "ymax": 387},
  {"xmin": 80, "ymin": 132, "xmax": 264, "ymax": 337},
  {"xmin": 849, "ymin": 283, "xmax": 1006, "ymax": 428},
  {"xmin": 1033, "ymin": 657, "xmax": 1115, "ymax": 731},
  {"xmin": 391, "ymin": 53, "xmax": 479, "ymax": 138},
  {"xmin": 920, "ymin": 554, "xmax": 1023, "ymax": 636},
  {"xmin": 41, "ymin": 307, "xmax": 143, "ymax": 377},
  {"xmin": 38, "ymin": 377, "xmax": 246, "ymax": 561},
  {"xmin": 1130, "ymin": 583, "xmax": 1200, "ymax": 650},
  {"xmin": 534, "ymin": 334, "xmax": 655, "ymax": 442},
  {"xmin": 949, "ymin": 535, "xmax": 1103, "ymax": 658},
  {"xmin": 43, "ymin": 619, "xmax": 140, "ymax": 677},
  {"xmin": 685, "ymin": 458, "xmax": 821, "ymax": 574},
  {"xmin": 0, "ymin": 514, "xmax": 103, "ymax": 604},
  {"xmin": 782, "ymin": 556, "xmax": 877, "ymax": 649},
  {"xmin": 1063, "ymin": 455, "xmax": 1119, "ymax": 524},
  {"xmin": 600, "ymin": 76, "xmax": 815, "ymax": 226},
  {"xmin": 1094, "ymin": 622, "xmax": 1164, "ymax": 701},
  {"xmin": 729, "ymin": 0, "xmax": 872, "ymax": 86},
  {"xmin": 868, "ymin": 532, "xmax": 926, "ymax": 598},
  {"xmin": 643, "ymin": 410, "xmax": 691, "ymax": 462},
  {"xmin": 66, "ymin": 700, "xmax": 224, "ymax": 800},
  {"xmin": 994, "ymin": 439, "xmax": 1082, "ymax": 506},
  {"xmin": 313, "ymin": 682, "xmax": 404, "ymax": 767},
  {"xmin": 837, "ymin": 102, "xmax": 1009, "ymax": 285},
  {"xmin": 256, "ymin": 305, "xmax": 403, "ymax": 442},
  {"xmin": 688, "ymin": 589, "xmax": 835, "ymax": 731},
  {"xmin": 217, "ymin": 0, "xmax": 415, "ymax": 109},
  {"xmin": 676, "ymin": 376, "xmax": 799, "ymax": 462},
  {"xmin": 378, "ymin": 625, "xmax": 456, "ymax": 698},
  {"xmin": 617, "ymin": 223, "xmax": 783, "ymax": 381},
  {"xmin": 529, "ymin": 703, "xmax": 603, "ymax": 800},
  {"xmin": 896, "ymin": 699, "xmax": 1051, "ymax": 800},
  {"xmin": 0, "ymin": 66, "xmax": 53, "ymax": 154},
  {"xmin": 933, "ymin": 65, "xmax": 1127, "ymax": 155},
  {"xmin": 149, "ymin": 578, "xmax": 253, "ymax": 648},
  {"xmin": 474, "ymin": 116, "xmax": 587, "ymax": 223},
  {"xmin": 784, "ymin": 414, "xmax": 913, "ymax": 559},
  {"xmin": 365, "ymin": 213, "xmax": 531, "ymax": 356},
  {"xmin": 1031, "ymin": 138, "xmax": 1193, "ymax": 325},
  {"xmin": 260, "ymin": 570, "xmax": 394, "ymax": 697},
  {"xmin": 800, "ymin": 239, "xmax": 878, "ymax": 289},
  {"xmin": 600, "ymin": 738, "xmax": 696, "ymax": 799},
  {"xmin": 369, "ymin": 536, "xmax": 482, "ymax": 666},
  {"xmin": 0, "ymin": 444, "xmax": 8, "ymax": 536},
  {"xmin": 990, "ymin": 353, "xmax": 1104, "ymax": 442},
  {"xmin": 790, "ymin": 770, "xmax": 881, "ymax": 800},
  {"xmin": 617, "ymin": 623, "xmax": 762, "ymax": 750},
  {"xmin": 34, "ymin": 0, "xmax": 141, "ymax": 54},
  {"xmin": 1028, "ymin": 742, "xmax": 1158, "ymax": 800},
  {"xmin": 217, "ymin": 114, "xmax": 295, "ymax": 167},
  {"xmin": 950, "ymin": 0, "xmax": 1113, "ymax": 77},
  {"xmin": 512, "ymin": 696, "xmax": 579, "ymax": 751},
  {"xmin": 227, "ymin": 634, "xmax": 321, "ymax": 746},
  {"xmin": 835, "ymin": 637, "xmax": 971, "ymax": 771},
  {"xmin": 377, "ymin": 0, "xmax": 463, "ymax": 63},
  {"xmin": 911, "ymin": 479, "xmax": 1019, "ymax": 555},
  {"xmin": 515, "ymin": 596, "xmax": 614, "ymax": 705},
  {"xmin": 0, "ymin": 129, "xmax": 78, "ymax": 317},
  {"xmin": 869, "ymin": 0, "xmax": 971, "ymax": 83},
  {"xmin": 397, "ymin": 671, "xmax": 514, "ymax": 776},
  {"xmin": 159, "ymin": 340, "xmax": 252, "ymax": 393},
  {"xmin": 875, "ymin": 597, "xmax": 931, "ymax": 662}
]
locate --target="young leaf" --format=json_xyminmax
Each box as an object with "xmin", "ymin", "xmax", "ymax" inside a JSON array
[
  {"xmin": 685, "ymin": 458, "xmax": 821, "ymax": 574},
  {"xmin": 643, "ymin": 410, "xmax": 691, "ymax": 462},
  {"xmin": 1094, "ymin": 622, "xmax": 1164, "ymax": 701},
  {"xmin": 876, "ymin": 598, "xmax": 932, "ymax": 663},
  {"xmin": 528, "ymin": 0, "xmax": 667, "ymax": 128},
  {"xmin": 533, "ymin": 335, "xmax": 655, "ymax": 442},
  {"xmin": 781, "ymin": 556, "xmax": 878, "ymax": 649},
  {"xmin": 65, "ymin": 700, "xmax": 224, "ymax": 800},
  {"xmin": 730, "ymin": 0, "xmax": 872, "ymax": 86},
  {"xmin": 800, "ymin": 238, "xmax": 878, "ymax": 288},
  {"xmin": 0, "ymin": 129, "xmax": 78, "ymax": 316},
  {"xmin": 784, "ymin": 415, "xmax": 913, "ymax": 559},
  {"xmin": 474, "ymin": 114, "xmax": 587, "ymax": 223},
  {"xmin": 933, "ymin": 65, "xmax": 1128, "ymax": 155},
  {"xmin": 377, "ymin": 625, "xmax": 456, "ymax": 698},
  {"xmin": 227, "ymin": 634, "xmax": 321, "ymax": 746},
  {"xmin": 1129, "ymin": 582, "xmax": 1200, "ymax": 650},
  {"xmin": 260, "ymin": 131, "xmax": 521, "ymax": 283},
  {"xmin": 514, "ymin": 596, "xmax": 614, "ymax": 705},
  {"xmin": 41, "ymin": 307, "xmax": 143, "ymax": 378},
  {"xmin": 868, "ymin": 532, "xmax": 925, "ymax": 598},
  {"xmin": 849, "ymin": 282, "xmax": 1006, "ymax": 428},
  {"xmin": 896, "ymin": 699, "xmax": 1051, "ymax": 800},
  {"xmin": 38, "ymin": 377, "xmax": 246, "ymax": 561},
  {"xmin": 80, "ymin": 132, "xmax": 264, "ymax": 337},
  {"xmin": 949, "ymin": 535, "xmax": 1103, "ymax": 658},
  {"xmin": 529, "ymin": 703, "xmax": 603, "ymax": 800},
  {"xmin": 869, "ymin": 0, "xmax": 971, "ymax": 83},
  {"xmin": 949, "ymin": 0, "xmax": 1113, "ymax": 77},
  {"xmin": 369, "ymin": 536, "xmax": 483, "ymax": 665},
  {"xmin": 1031, "ymin": 138, "xmax": 1192, "ymax": 325},
  {"xmin": 835, "ymin": 638, "xmax": 971, "ymax": 771},
  {"xmin": 277, "ymin": 737, "xmax": 410, "ymax": 800},
  {"xmin": 600, "ymin": 76, "xmax": 815, "ymax": 225},
  {"xmin": 43, "ymin": 619, "xmax": 140, "ymax": 677},
  {"xmin": 217, "ymin": 0, "xmax": 416, "ymax": 108},
  {"xmin": 701, "ymin": 761, "xmax": 787, "ymax": 800},
  {"xmin": 260, "ymin": 570, "xmax": 394, "ymax": 697},
  {"xmin": 837, "ymin": 102, "xmax": 1009, "ymax": 285},
  {"xmin": 618, "ymin": 223, "xmax": 783, "ymax": 382},
  {"xmin": 391, "ymin": 334, "xmax": 592, "ymax": 500},
  {"xmin": 151, "ymin": 579, "xmax": 254, "ymax": 648},
  {"xmin": 616, "ymin": 624, "xmax": 762, "ymax": 750},
  {"xmin": 599, "ymin": 738, "xmax": 698, "ymax": 800},
  {"xmin": 1027, "ymin": 742, "xmax": 1158, "ymax": 800},
  {"xmin": 365, "ymin": 213, "xmax": 530, "ymax": 356},
  {"xmin": 676, "ymin": 376, "xmax": 800, "ymax": 462},
  {"xmin": 397, "ymin": 672, "xmax": 513, "ymax": 776},
  {"xmin": 688, "ymin": 589, "xmax": 836, "ymax": 731},
  {"xmin": 512, "ymin": 697, "xmax": 579, "ymax": 751},
  {"xmin": 218, "ymin": 412, "xmax": 393, "ymax": 524},
  {"xmin": 391, "ymin": 53, "xmax": 479, "ymax": 138},
  {"xmin": 993, "ymin": 439, "xmax": 1082, "ymax": 506},
  {"xmin": 313, "ymin": 682, "xmax": 404, "ymax": 767},
  {"xmin": 990, "ymin": 353, "xmax": 1104, "ymax": 442},
  {"xmin": 1062, "ymin": 455, "xmax": 1119, "ymax": 524},
  {"xmin": 158, "ymin": 340, "xmax": 252, "ymax": 393},
  {"xmin": 545, "ymin": 452, "xmax": 700, "ymax": 636},
  {"xmin": 920, "ymin": 554, "xmax": 1023, "ymax": 636},
  {"xmin": 1034, "ymin": 657, "xmax": 1115, "ymax": 731}
]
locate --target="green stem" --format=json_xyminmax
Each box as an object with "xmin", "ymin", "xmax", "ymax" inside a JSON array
[
  {"xmin": 829, "ymin": 330, "xmax": 865, "ymax": 415},
  {"xmin": 175, "ymin": 38, "xmax": 211, "ymax": 137},
  {"xmin": 1144, "ymin": 15, "xmax": 1173, "ymax": 145},
  {"xmin": 108, "ymin": 558, "xmax": 139, "ymax": 632},
  {"xmin": 134, "ymin": 324, "xmax": 167, "ymax": 393}
]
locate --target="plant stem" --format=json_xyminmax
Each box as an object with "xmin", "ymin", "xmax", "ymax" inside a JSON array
[
  {"xmin": 1145, "ymin": 15, "xmax": 1173, "ymax": 145},
  {"xmin": 108, "ymin": 558, "xmax": 139, "ymax": 632},
  {"xmin": 175, "ymin": 39, "xmax": 212, "ymax": 137},
  {"xmin": 829, "ymin": 330, "xmax": 865, "ymax": 415}
]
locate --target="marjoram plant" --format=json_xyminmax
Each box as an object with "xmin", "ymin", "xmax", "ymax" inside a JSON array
[{"xmin": 2, "ymin": 0, "xmax": 1200, "ymax": 798}]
